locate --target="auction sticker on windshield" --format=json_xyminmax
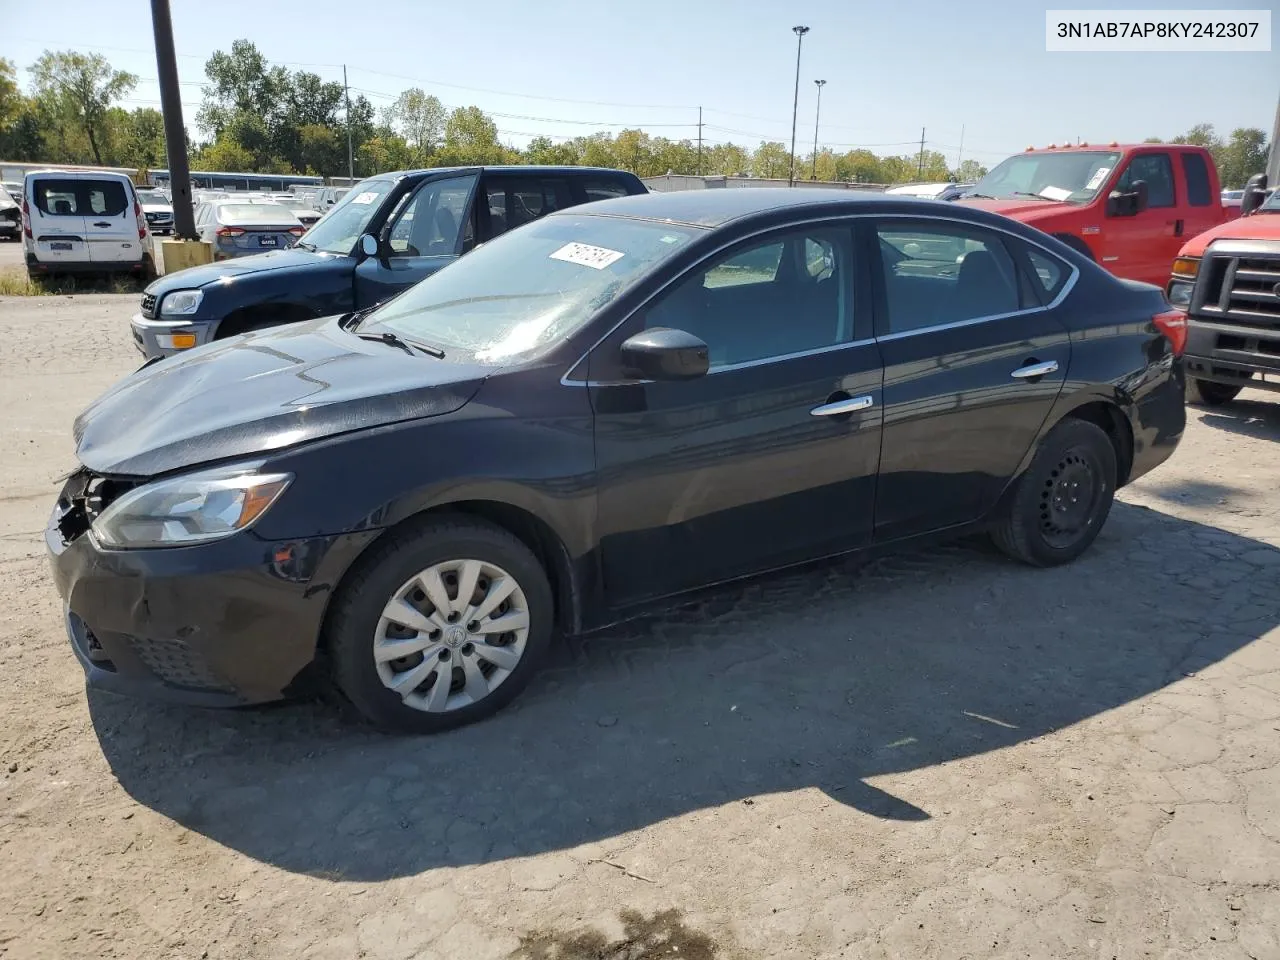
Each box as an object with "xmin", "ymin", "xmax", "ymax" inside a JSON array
[
  {"xmin": 1086, "ymin": 167, "xmax": 1112, "ymax": 190},
  {"xmin": 1039, "ymin": 185, "xmax": 1074, "ymax": 201},
  {"xmin": 351, "ymin": 192, "xmax": 379, "ymax": 205},
  {"xmin": 549, "ymin": 242, "xmax": 625, "ymax": 270}
]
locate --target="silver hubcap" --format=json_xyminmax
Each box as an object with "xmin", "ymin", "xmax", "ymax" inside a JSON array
[{"xmin": 374, "ymin": 559, "xmax": 530, "ymax": 713}]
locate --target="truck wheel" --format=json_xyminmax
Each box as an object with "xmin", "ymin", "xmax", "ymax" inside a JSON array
[
  {"xmin": 1051, "ymin": 233, "xmax": 1095, "ymax": 262},
  {"xmin": 1186, "ymin": 378, "xmax": 1243, "ymax": 406}
]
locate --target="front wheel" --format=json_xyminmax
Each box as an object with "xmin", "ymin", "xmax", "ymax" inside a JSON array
[
  {"xmin": 327, "ymin": 516, "xmax": 554, "ymax": 733},
  {"xmin": 991, "ymin": 418, "xmax": 1116, "ymax": 567},
  {"xmin": 1186, "ymin": 378, "xmax": 1243, "ymax": 406}
]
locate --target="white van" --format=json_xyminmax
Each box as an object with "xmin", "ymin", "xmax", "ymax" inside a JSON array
[{"xmin": 22, "ymin": 170, "xmax": 153, "ymax": 278}]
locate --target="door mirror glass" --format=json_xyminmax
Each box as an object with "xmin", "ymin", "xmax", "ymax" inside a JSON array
[
  {"xmin": 1241, "ymin": 173, "xmax": 1269, "ymax": 216},
  {"xmin": 358, "ymin": 233, "xmax": 379, "ymax": 258},
  {"xmin": 620, "ymin": 327, "xmax": 709, "ymax": 381}
]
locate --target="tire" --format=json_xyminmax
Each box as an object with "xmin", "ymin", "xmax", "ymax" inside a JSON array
[
  {"xmin": 327, "ymin": 515, "xmax": 554, "ymax": 733},
  {"xmin": 1185, "ymin": 378, "xmax": 1242, "ymax": 406},
  {"xmin": 991, "ymin": 418, "xmax": 1117, "ymax": 567}
]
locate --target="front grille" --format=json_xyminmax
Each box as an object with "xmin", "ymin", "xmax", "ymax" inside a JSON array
[
  {"xmin": 144, "ymin": 212, "xmax": 172, "ymax": 224},
  {"xmin": 1198, "ymin": 253, "xmax": 1280, "ymax": 327},
  {"xmin": 140, "ymin": 293, "xmax": 157, "ymax": 318},
  {"xmin": 54, "ymin": 468, "xmax": 142, "ymax": 543},
  {"xmin": 129, "ymin": 636, "xmax": 234, "ymax": 692}
]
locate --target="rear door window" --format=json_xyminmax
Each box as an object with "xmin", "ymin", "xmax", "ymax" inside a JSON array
[
  {"xmin": 483, "ymin": 178, "xmax": 573, "ymax": 239},
  {"xmin": 581, "ymin": 177, "xmax": 635, "ymax": 203},
  {"xmin": 32, "ymin": 179, "xmax": 127, "ymax": 217},
  {"xmin": 1181, "ymin": 152, "xmax": 1213, "ymax": 207}
]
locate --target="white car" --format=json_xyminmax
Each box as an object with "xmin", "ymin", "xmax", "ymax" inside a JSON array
[
  {"xmin": 312, "ymin": 185, "xmax": 350, "ymax": 211},
  {"xmin": 136, "ymin": 187, "xmax": 174, "ymax": 235},
  {"xmin": 884, "ymin": 182, "xmax": 975, "ymax": 202},
  {"xmin": 21, "ymin": 170, "xmax": 152, "ymax": 279},
  {"xmin": 193, "ymin": 197, "xmax": 305, "ymax": 259}
]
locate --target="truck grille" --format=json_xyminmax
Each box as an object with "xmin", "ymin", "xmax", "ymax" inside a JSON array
[
  {"xmin": 1198, "ymin": 253, "xmax": 1280, "ymax": 327},
  {"xmin": 140, "ymin": 293, "xmax": 157, "ymax": 318}
]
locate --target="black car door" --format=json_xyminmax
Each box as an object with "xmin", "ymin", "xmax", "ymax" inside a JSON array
[
  {"xmin": 587, "ymin": 223, "xmax": 884, "ymax": 608},
  {"xmin": 869, "ymin": 216, "xmax": 1073, "ymax": 541},
  {"xmin": 352, "ymin": 173, "xmax": 479, "ymax": 308}
]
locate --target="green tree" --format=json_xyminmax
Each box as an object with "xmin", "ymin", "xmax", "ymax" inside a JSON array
[
  {"xmin": 357, "ymin": 133, "xmax": 417, "ymax": 174},
  {"xmin": 298, "ymin": 123, "xmax": 344, "ymax": 175},
  {"xmin": 436, "ymin": 105, "xmax": 507, "ymax": 165},
  {"xmin": 1218, "ymin": 127, "xmax": 1269, "ymax": 189},
  {"xmin": 705, "ymin": 142, "xmax": 749, "ymax": 176},
  {"xmin": 0, "ymin": 58, "xmax": 22, "ymax": 128},
  {"xmin": 1173, "ymin": 123, "xmax": 1222, "ymax": 151},
  {"xmin": 28, "ymin": 50, "xmax": 137, "ymax": 165},
  {"xmin": 835, "ymin": 149, "xmax": 883, "ymax": 183},
  {"xmin": 751, "ymin": 141, "xmax": 789, "ymax": 178},
  {"xmin": 385, "ymin": 88, "xmax": 445, "ymax": 158},
  {"xmin": 573, "ymin": 132, "xmax": 617, "ymax": 168},
  {"xmin": 524, "ymin": 135, "xmax": 579, "ymax": 166},
  {"xmin": 651, "ymin": 137, "xmax": 699, "ymax": 176},
  {"xmin": 953, "ymin": 158, "xmax": 988, "ymax": 182},
  {"xmin": 197, "ymin": 136, "xmax": 255, "ymax": 171}
]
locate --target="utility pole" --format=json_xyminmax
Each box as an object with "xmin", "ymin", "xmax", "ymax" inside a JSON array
[
  {"xmin": 811, "ymin": 79, "xmax": 826, "ymax": 180},
  {"xmin": 697, "ymin": 106, "xmax": 703, "ymax": 176},
  {"xmin": 788, "ymin": 25, "xmax": 809, "ymax": 187},
  {"xmin": 149, "ymin": 0, "xmax": 196, "ymax": 240},
  {"xmin": 956, "ymin": 124, "xmax": 965, "ymax": 176},
  {"xmin": 917, "ymin": 127, "xmax": 926, "ymax": 179},
  {"xmin": 343, "ymin": 64, "xmax": 354, "ymax": 183}
]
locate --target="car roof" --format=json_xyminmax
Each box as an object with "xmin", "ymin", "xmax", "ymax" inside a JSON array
[
  {"xmin": 556, "ymin": 187, "xmax": 934, "ymax": 229},
  {"xmin": 377, "ymin": 165, "xmax": 637, "ymax": 180},
  {"xmin": 24, "ymin": 169, "xmax": 135, "ymax": 182}
]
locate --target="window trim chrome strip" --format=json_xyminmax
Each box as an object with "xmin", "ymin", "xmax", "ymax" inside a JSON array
[{"xmin": 560, "ymin": 210, "xmax": 1081, "ymax": 385}]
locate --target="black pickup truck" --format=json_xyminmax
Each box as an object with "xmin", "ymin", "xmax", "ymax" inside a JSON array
[{"xmin": 132, "ymin": 165, "xmax": 646, "ymax": 359}]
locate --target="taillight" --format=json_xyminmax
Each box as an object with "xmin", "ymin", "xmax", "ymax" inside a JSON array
[
  {"xmin": 216, "ymin": 226, "xmax": 245, "ymax": 238},
  {"xmin": 287, "ymin": 226, "xmax": 305, "ymax": 237},
  {"xmin": 135, "ymin": 199, "xmax": 146, "ymax": 240},
  {"xmin": 21, "ymin": 197, "xmax": 30, "ymax": 239},
  {"xmin": 1153, "ymin": 309, "xmax": 1187, "ymax": 356}
]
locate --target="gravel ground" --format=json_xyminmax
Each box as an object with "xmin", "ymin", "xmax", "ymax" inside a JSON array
[{"xmin": 1, "ymin": 295, "xmax": 1279, "ymax": 960}]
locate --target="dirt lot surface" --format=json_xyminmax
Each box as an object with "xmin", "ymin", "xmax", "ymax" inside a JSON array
[{"xmin": 2, "ymin": 295, "xmax": 1280, "ymax": 960}]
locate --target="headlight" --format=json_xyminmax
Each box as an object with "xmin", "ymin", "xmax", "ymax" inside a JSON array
[
  {"xmin": 91, "ymin": 465, "xmax": 292, "ymax": 549},
  {"xmin": 1166, "ymin": 279, "xmax": 1194, "ymax": 308},
  {"xmin": 160, "ymin": 290, "xmax": 204, "ymax": 316}
]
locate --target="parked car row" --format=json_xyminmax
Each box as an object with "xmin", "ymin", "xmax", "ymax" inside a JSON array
[{"xmin": 46, "ymin": 155, "xmax": 1196, "ymax": 734}]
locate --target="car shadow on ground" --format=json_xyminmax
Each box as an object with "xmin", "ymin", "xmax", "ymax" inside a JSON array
[
  {"xmin": 1196, "ymin": 394, "xmax": 1280, "ymax": 440},
  {"xmin": 89, "ymin": 501, "xmax": 1279, "ymax": 881}
]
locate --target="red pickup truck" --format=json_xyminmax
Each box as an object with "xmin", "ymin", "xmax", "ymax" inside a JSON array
[
  {"xmin": 959, "ymin": 143, "xmax": 1229, "ymax": 287},
  {"xmin": 1167, "ymin": 175, "xmax": 1280, "ymax": 405}
]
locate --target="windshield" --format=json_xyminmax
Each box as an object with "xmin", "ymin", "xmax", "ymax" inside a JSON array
[
  {"xmin": 359, "ymin": 214, "xmax": 702, "ymax": 363},
  {"xmin": 1259, "ymin": 189, "xmax": 1280, "ymax": 213},
  {"xmin": 136, "ymin": 190, "xmax": 167, "ymax": 204},
  {"xmin": 301, "ymin": 178, "xmax": 394, "ymax": 254},
  {"xmin": 972, "ymin": 151, "xmax": 1121, "ymax": 203}
]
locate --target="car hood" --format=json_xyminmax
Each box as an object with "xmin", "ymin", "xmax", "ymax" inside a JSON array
[
  {"xmin": 73, "ymin": 316, "xmax": 489, "ymax": 477},
  {"xmin": 140, "ymin": 202, "xmax": 172, "ymax": 214},
  {"xmin": 955, "ymin": 197, "xmax": 1076, "ymax": 224},
  {"xmin": 145, "ymin": 247, "xmax": 345, "ymax": 295},
  {"xmin": 1178, "ymin": 212, "xmax": 1280, "ymax": 256}
]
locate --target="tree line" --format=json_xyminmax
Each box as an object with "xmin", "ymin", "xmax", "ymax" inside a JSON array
[{"xmin": 0, "ymin": 44, "xmax": 1267, "ymax": 188}]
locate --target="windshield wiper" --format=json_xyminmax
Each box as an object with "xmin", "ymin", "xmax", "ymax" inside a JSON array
[
  {"xmin": 1012, "ymin": 191, "xmax": 1058, "ymax": 201},
  {"xmin": 355, "ymin": 329, "xmax": 445, "ymax": 359},
  {"xmin": 964, "ymin": 192, "xmax": 996, "ymax": 199},
  {"xmin": 295, "ymin": 240, "xmax": 316, "ymax": 251}
]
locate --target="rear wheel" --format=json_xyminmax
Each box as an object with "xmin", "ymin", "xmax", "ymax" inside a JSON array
[
  {"xmin": 327, "ymin": 516, "xmax": 554, "ymax": 733},
  {"xmin": 991, "ymin": 418, "xmax": 1116, "ymax": 567},
  {"xmin": 1186, "ymin": 378, "xmax": 1243, "ymax": 406}
]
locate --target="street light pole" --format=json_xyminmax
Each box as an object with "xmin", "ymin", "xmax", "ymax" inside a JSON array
[
  {"xmin": 811, "ymin": 79, "xmax": 826, "ymax": 181},
  {"xmin": 788, "ymin": 25, "xmax": 809, "ymax": 187}
]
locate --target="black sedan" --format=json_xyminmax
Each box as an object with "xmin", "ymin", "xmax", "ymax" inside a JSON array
[{"xmin": 48, "ymin": 189, "xmax": 1186, "ymax": 733}]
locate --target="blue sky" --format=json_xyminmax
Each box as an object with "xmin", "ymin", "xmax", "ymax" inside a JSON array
[{"xmin": 6, "ymin": 0, "xmax": 1277, "ymax": 166}]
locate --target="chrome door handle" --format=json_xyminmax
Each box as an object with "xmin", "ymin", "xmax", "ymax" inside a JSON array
[
  {"xmin": 1010, "ymin": 360, "xmax": 1059, "ymax": 379},
  {"xmin": 810, "ymin": 395, "xmax": 874, "ymax": 417}
]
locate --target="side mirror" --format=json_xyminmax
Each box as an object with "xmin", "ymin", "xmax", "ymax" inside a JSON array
[
  {"xmin": 1241, "ymin": 173, "xmax": 1269, "ymax": 216},
  {"xmin": 619, "ymin": 327, "xmax": 709, "ymax": 381},
  {"xmin": 358, "ymin": 233, "xmax": 380, "ymax": 260},
  {"xmin": 1106, "ymin": 179, "xmax": 1148, "ymax": 217}
]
